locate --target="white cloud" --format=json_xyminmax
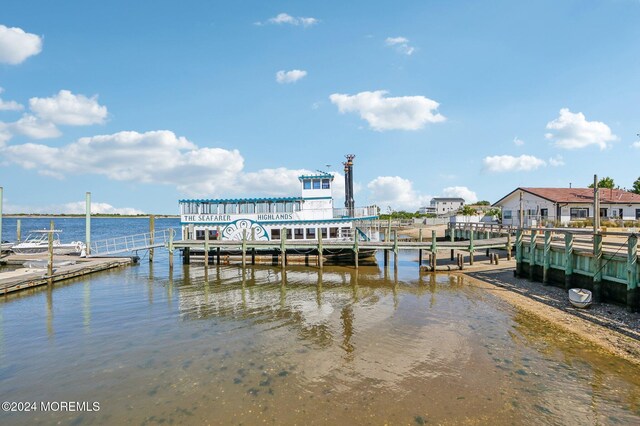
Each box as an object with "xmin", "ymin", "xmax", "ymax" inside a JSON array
[
  {"xmin": 4, "ymin": 201, "xmax": 144, "ymax": 215},
  {"xmin": 367, "ymin": 176, "xmax": 431, "ymax": 211},
  {"xmin": 329, "ymin": 90, "xmax": 445, "ymax": 131},
  {"xmin": 545, "ymin": 108, "xmax": 617, "ymax": 150},
  {"xmin": 276, "ymin": 69, "xmax": 307, "ymax": 84},
  {"xmin": 12, "ymin": 114, "xmax": 61, "ymax": 139},
  {"xmin": 441, "ymin": 186, "xmax": 478, "ymax": 204},
  {"xmin": 0, "ymin": 25, "xmax": 42, "ymax": 65},
  {"xmin": 548, "ymin": 155, "xmax": 565, "ymax": 167},
  {"xmin": 385, "ymin": 36, "xmax": 415, "ymax": 55},
  {"xmin": 1, "ymin": 130, "xmax": 349, "ymax": 200},
  {"xmin": 0, "ymin": 87, "xmax": 23, "ymax": 111},
  {"xmin": 632, "ymin": 141, "xmax": 640, "ymax": 149},
  {"xmin": 483, "ymin": 154, "xmax": 547, "ymax": 172},
  {"xmin": 29, "ymin": 90, "xmax": 108, "ymax": 125},
  {"xmin": 261, "ymin": 13, "xmax": 319, "ymax": 27},
  {"xmin": 513, "ymin": 137, "xmax": 525, "ymax": 146}
]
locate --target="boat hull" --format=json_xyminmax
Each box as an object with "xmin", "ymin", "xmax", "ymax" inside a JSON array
[{"xmin": 569, "ymin": 288, "xmax": 592, "ymax": 309}]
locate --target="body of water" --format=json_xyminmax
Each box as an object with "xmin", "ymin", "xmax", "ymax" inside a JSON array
[{"xmin": 0, "ymin": 218, "xmax": 639, "ymax": 424}]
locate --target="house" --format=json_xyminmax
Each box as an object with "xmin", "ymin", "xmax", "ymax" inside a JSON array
[
  {"xmin": 493, "ymin": 187, "xmax": 640, "ymax": 227},
  {"xmin": 430, "ymin": 197, "xmax": 465, "ymax": 215},
  {"xmin": 418, "ymin": 206, "xmax": 436, "ymax": 215}
]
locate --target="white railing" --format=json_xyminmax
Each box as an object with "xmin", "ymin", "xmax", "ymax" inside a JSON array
[
  {"xmin": 90, "ymin": 228, "xmax": 176, "ymax": 256},
  {"xmin": 333, "ymin": 206, "xmax": 378, "ymax": 218}
]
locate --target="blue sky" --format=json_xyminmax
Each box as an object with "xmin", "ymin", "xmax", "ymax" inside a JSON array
[{"xmin": 1, "ymin": 0, "xmax": 639, "ymax": 214}]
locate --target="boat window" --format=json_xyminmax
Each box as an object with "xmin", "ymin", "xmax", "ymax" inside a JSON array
[
  {"xmin": 294, "ymin": 202, "xmax": 301, "ymax": 211},
  {"xmin": 306, "ymin": 228, "xmax": 316, "ymax": 239},
  {"xmin": 341, "ymin": 227, "xmax": 351, "ymax": 238},
  {"xmin": 271, "ymin": 229, "xmax": 280, "ymax": 240},
  {"xmin": 329, "ymin": 227, "xmax": 338, "ymax": 238},
  {"xmin": 224, "ymin": 203, "xmax": 237, "ymax": 214},
  {"xmin": 320, "ymin": 228, "xmax": 327, "ymax": 238},
  {"xmin": 294, "ymin": 229, "xmax": 304, "ymax": 240},
  {"xmin": 303, "ymin": 180, "xmax": 311, "ymax": 189},
  {"xmin": 256, "ymin": 202, "xmax": 269, "ymax": 213},
  {"xmin": 286, "ymin": 228, "xmax": 292, "ymax": 239},
  {"xmin": 313, "ymin": 179, "xmax": 321, "ymax": 189},
  {"xmin": 285, "ymin": 202, "xmax": 293, "ymax": 212},
  {"xmin": 275, "ymin": 202, "xmax": 285, "ymax": 213},
  {"xmin": 322, "ymin": 179, "xmax": 330, "ymax": 189}
]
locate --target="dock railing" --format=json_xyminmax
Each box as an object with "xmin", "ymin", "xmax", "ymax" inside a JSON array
[{"xmin": 90, "ymin": 228, "xmax": 176, "ymax": 256}]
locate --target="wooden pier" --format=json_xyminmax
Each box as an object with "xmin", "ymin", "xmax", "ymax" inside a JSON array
[
  {"xmin": 0, "ymin": 254, "xmax": 138, "ymax": 294},
  {"xmin": 170, "ymin": 223, "xmax": 513, "ymax": 271},
  {"xmin": 514, "ymin": 227, "xmax": 639, "ymax": 311}
]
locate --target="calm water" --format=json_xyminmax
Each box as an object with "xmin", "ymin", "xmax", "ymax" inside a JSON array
[{"xmin": 0, "ymin": 218, "xmax": 639, "ymax": 425}]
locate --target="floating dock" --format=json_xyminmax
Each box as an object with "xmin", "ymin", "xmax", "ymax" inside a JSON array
[{"xmin": 0, "ymin": 254, "xmax": 138, "ymax": 294}]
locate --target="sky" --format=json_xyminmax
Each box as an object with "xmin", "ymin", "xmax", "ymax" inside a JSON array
[{"xmin": 1, "ymin": 0, "xmax": 639, "ymax": 215}]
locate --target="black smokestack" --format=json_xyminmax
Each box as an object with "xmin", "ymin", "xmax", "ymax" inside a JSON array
[{"xmin": 343, "ymin": 154, "xmax": 355, "ymax": 216}]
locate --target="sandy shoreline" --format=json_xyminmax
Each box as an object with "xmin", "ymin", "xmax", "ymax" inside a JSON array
[{"xmin": 461, "ymin": 268, "xmax": 640, "ymax": 366}]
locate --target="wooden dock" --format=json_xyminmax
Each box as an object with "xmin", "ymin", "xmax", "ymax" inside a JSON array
[
  {"xmin": 170, "ymin": 224, "xmax": 513, "ymax": 270},
  {"xmin": 0, "ymin": 254, "xmax": 138, "ymax": 294}
]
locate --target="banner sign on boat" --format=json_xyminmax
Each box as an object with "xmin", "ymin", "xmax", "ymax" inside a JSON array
[{"xmin": 182, "ymin": 213, "xmax": 297, "ymax": 223}]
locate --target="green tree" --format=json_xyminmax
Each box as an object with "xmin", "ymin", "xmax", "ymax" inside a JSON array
[
  {"xmin": 588, "ymin": 177, "xmax": 615, "ymax": 189},
  {"xmin": 476, "ymin": 200, "xmax": 491, "ymax": 206},
  {"xmin": 632, "ymin": 177, "xmax": 640, "ymax": 195},
  {"xmin": 459, "ymin": 205, "xmax": 477, "ymax": 216}
]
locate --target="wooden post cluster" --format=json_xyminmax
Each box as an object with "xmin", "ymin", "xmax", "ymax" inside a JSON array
[
  {"xmin": 593, "ymin": 232, "xmax": 603, "ymax": 302},
  {"xmin": 628, "ymin": 234, "xmax": 638, "ymax": 312}
]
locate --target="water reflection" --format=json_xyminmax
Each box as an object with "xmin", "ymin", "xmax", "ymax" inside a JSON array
[{"xmin": 0, "ymin": 258, "xmax": 638, "ymax": 425}]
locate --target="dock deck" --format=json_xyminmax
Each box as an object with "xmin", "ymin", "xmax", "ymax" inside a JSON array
[{"xmin": 0, "ymin": 254, "xmax": 137, "ymax": 294}]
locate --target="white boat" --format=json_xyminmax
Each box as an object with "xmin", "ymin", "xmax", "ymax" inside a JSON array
[
  {"xmin": 11, "ymin": 230, "xmax": 85, "ymax": 255},
  {"xmin": 569, "ymin": 288, "xmax": 592, "ymax": 309},
  {"xmin": 178, "ymin": 156, "xmax": 379, "ymax": 260}
]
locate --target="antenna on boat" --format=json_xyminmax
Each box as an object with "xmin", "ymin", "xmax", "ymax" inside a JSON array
[{"xmin": 343, "ymin": 154, "xmax": 355, "ymax": 216}]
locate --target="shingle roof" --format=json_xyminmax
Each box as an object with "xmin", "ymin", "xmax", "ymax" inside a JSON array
[{"xmin": 495, "ymin": 187, "xmax": 640, "ymax": 205}]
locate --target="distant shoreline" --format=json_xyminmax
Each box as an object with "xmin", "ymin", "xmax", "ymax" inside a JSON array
[{"xmin": 2, "ymin": 214, "xmax": 179, "ymax": 219}]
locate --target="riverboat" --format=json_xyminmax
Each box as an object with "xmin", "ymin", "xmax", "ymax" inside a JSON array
[{"xmin": 178, "ymin": 156, "xmax": 380, "ymax": 261}]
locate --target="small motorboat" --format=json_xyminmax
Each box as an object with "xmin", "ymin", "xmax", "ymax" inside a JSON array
[
  {"xmin": 11, "ymin": 230, "xmax": 85, "ymax": 255},
  {"xmin": 569, "ymin": 288, "xmax": 592, "ymax": 309}
]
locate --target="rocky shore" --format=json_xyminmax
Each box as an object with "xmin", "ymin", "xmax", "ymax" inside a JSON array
[{"xmin": 463, "ymin": 268, "xmax": 640, "ymax": 366}]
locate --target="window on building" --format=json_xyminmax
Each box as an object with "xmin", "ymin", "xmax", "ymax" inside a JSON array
[
  {"xmin": 636, "ymin": 209, "xmax": 640, "ymax": 220},
  {"xmin": 540, "ymin": 209, "xmax": 548, "ymax": 218},
  {"xmin": 503, "ymin": 210, "xmax": 512, "ymax": 219},
  {"xmin": 306, "ymin": 228, "xmax": 316, "ymax": 239},
  {"xmin": 570, "ymin": 208, "xmax": 589, "ymax": 219},
  {"xmin": 271, "ymin": 229, "xmax": 280, "ymax": 240},
  {"xmin": 313, "ymin": 179, "xmax": 321, "ymax": 189},
  {"xmin": 329, "ymin": 227, "xmax": 339, "ymax": 238},
  {"xmin": 599, "ymin": 208, "xmax": 608, "ymax": 218},
  {"xmin": 303, "ymin": 180, "xmax": 311, "ymax": 189},
  {"xmin": 322, "ymin": 179, "xmax": 330, "ymax": 189},
  {"xmin": 294, "ymin": 229, "xmax": 304, "ymax": 240}
]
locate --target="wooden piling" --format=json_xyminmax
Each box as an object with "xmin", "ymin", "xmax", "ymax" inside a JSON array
[
  {"xmin": 515, "ymin": 230, "xmax": 523, "ymax": 277},
  {"xmin": 47, "ymin": 220, "xmax": 54, "ymax": 284},
  {"xmin": 16, "ymin": 219, "xmax": 21, "ymax": 242},
  {"xmin": 543, "ymin": 230, "xmax": 551, "ymax": 285},
  {"xmin": 564, "ymin": 232, "xmax": 573, "ymax": 290},
  {"xmin": 627, "ymin": 234, "xmax": 638, "ymax": 312},
  {"xmin": 384, "ymin": 249, "xmax": 388, "ymax": 267},
  {"xmin": 204, "ymin": 228, "xmax": 209, "ymax": 268},
  {"xmin": 469, "ymin": 230, "xmax": 475, "ymax": 265},
  {"xmin": 393, "ymin": 230, "xmax": 398, "ymax": 270},
  {"xmin": 241, "ymin": 229, "xmax": 247, "ymax": 267},
  {"xmin": 354, "ymin": 230, "xmax": 359, "ymax": 269},
  {"xmin": 529, "ymin": 230, "xmax": 538, "ymax": 281},
  {"xmin": 168, "ymin": 228, "xmax": 174, "ymax": 270},
  {"xmin": 418, "ymin": 228, "xmax": 423, "ymax": 243},
  {"xmin": 85, "ymin": 192, "xmax": 91, "ymax": 255},
  {"xmin": 183, "ymin": 247, "xmax": 191, "ymax": 264},
  {"xmin": 593, "ymin": 232, "xmax": 603, "ymax": 302},
  {"xmin": 251, "ymin": 228, "xmax": 256, "ymax": 265},
  {"xmin": 318, "ymin": 231, "xmax": 323, "ymax": 269},
  {"xmin": 149, "ymin": 215, "xmax": 155, "ymax": 262},
  {"xmin": 506, "ymin": 232, "xmax": 512, "ymax": 260},
  {"xmin": 418, "ymin": 249, "xmax": 423, "ymax": 266},
  {"xmin": 430, "ymin": 230, "xmax": 437, "ymax": 271},
  {"xmin": 280, "ymin": 227, "xmax": 286, "ymax": 267}
]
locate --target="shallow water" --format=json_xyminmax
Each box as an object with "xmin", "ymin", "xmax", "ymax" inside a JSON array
[{"xmin": 0, "ymin": 218, "xmax": 639, "ymax": 424}]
